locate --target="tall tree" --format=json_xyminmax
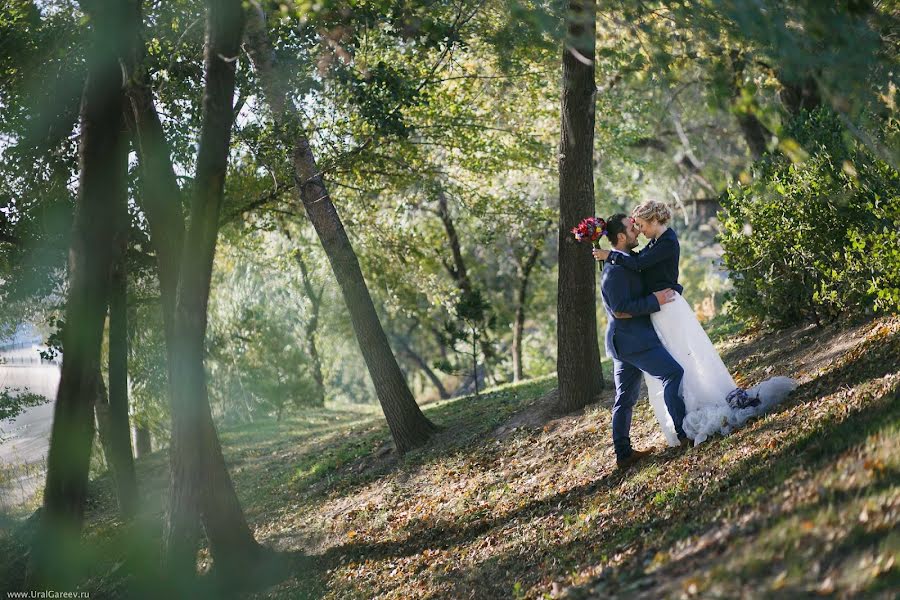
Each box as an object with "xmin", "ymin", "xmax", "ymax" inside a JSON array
[
  {"xmin": 511, "ymin": 224, "xmax": 548, "ymax": 382},
  {"xmin": 293, "ymin": 249, "xmax": 326, "ymax": 407},
  {"xmin": 105, "ymin": 199, "xmax": 138, "ymax": 517},
  {"xmin": 122, "ymin": 0, "xmax": 261, "ymax": 577},
  {"xmin": 27, "ymin": 0, "xmax": 132, "ymax": 586},
  {"xmin": 555, "ymin": 0, "xmax": 604, "ymax": 413},
  {"xmin": 158, "ymin": 0, "xmax": 260, "ymax": 577},
  {"xmin": 434, "ymin": 188, "xmax": 497, "ymax": 386},
  {"xmin": 243, "ymin": 3, "xmax": 438, "ymax": 454}
]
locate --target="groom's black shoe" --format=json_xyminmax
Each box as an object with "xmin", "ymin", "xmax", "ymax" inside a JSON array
[
  {"xmin": 677, "ymin": 433, "xmax": 692, "ymax": 449},
  {"xmin": 616, "ymin": 447, "xmax": 653, "ymax": 470}
]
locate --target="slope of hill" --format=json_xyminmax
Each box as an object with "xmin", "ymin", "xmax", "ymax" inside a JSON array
[{"xmin": 2, "ymin": 315, "xmax": 898, "ymax": 598}]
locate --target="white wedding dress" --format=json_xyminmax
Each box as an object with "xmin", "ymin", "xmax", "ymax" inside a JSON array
[{"xmin": 644, "ymin": 293, "xmax": 798, "ymax": 446}]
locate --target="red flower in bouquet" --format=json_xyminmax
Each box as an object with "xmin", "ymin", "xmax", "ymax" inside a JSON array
[{"xmin": 571, "ymin": 217, "xmax": 607, "ymax": 248}]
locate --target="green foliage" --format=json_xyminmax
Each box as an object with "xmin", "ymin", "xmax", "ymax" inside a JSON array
[
  {"xmin": 719, "ymin": 108, "xmax": 900, "ymax": 326},
  {"xmin": 436, "ymin": 288, "xmax": 497, "ymax": 386},
  {"xmin": 207, "ymin": 228, "xmax": 323, "ymax": 421},
  {"xmin": 0, "ymin": 0, "xmax": 894, "ymax": 451},
  {"xmin": 0, "ymin": 388, "xmax": 47, "ymax": 422},
  {"xmin": 333, "ymin": 61, "xmax": 425, "ymax": 138}
]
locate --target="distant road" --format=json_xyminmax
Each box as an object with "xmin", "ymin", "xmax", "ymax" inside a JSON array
[{"xmin": 0, "ymin": 364, "xmax": 60, "ymax": 511}]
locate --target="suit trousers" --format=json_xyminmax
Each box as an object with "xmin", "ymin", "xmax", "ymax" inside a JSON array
[{"xmin": 611, "ymin": 345, "xmax": 686, "ymax": 458}]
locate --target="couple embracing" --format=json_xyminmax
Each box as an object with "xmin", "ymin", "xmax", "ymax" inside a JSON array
[{"xmin": 591, "ymin": 200, "xmax": 797, "ymax": 469}]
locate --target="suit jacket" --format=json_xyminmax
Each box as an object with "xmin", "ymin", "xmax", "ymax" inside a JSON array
[
  {"xmin": 600, "ymin": 257, "xmax": 662, "ymax": 360},
  {"xmin": 606, "ymin": 227, "xmax": 684, "ymax": 294}
]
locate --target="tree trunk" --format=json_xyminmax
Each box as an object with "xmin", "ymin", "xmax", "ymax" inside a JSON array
[
  {"xmin": 777, "ymin": 73, "xmax": 821, "ymax": 115},
  {"xmin": 735, "ymin": 113, "xmax": 769, "ymax": 160},
  {"xmin": 133, "ymin": 425, "xmax": 152, "ymax": 457},
  {"xmin": 163, "ymin": 0, "xmax": 259, "ymax": 579},
  {"xmin": 294, "ymin": 252, "xmax": 326, "ymax": 406},
  {"xmin": 512, "ymin": 244, "xmax": 541, "ymax": 382},
  {"xmin": 728, "ymin": 51, "xmax": 770, "ymax": 160},
  {"xmin": 244, "ymin": 5, "xmax": 437, "ymax": 454},
  {"xmin": 436, "ymin": 189, "xmax": 496, "ymax": 381},
  {"xmin": 125, "ymin": 79, "xmax": 184, "ymax": 324},
  {"xmin": 124, "ymin": 0, "xmax": 260, "ymax": 578},
  {"xmin": 436, "ymin": 189, "xmax": 473, "ymax": 294},
  {"xmin": 28, "ymin": 1, "xmax": 130, "ymax": 585},
  {"xmin": 124, "ymin": 90, "xmax": 175, "ymax": 470},
  {"xmin": 106, "ymin": 224, "xmax": 138, "ymax": 518},
  {"xmin": 555, "ymin": 0, "xmax": 605, "ymax": 414},
  {"xmin": 394, "ymin": 334, "xmax": 450, "ymax": 399},
  {"xmin": 471, "ymin": 328, "xmax": 478, "ymax": 397},
  {"xmin": 94, "ymin": 375, "xmax": 114, "ymax": 469},
  {"xmin": 512, "ymin": 303, "xmax": 525, "ymax": 383}
]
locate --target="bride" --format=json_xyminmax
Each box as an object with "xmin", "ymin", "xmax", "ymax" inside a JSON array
[{"xmin": 594, "ymin": 200, "xmax": 797, "ymax": 446}]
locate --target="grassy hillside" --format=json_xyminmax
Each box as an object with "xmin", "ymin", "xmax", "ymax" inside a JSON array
[{"xmin": 2, "ymin": 316, "xmax": 898, "ymax": 598}]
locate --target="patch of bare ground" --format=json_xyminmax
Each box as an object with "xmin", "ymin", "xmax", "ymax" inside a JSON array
[
  {"xmin": 6, "ymin": 317, "xmax": 897, "ymax": 600},
  {"xmin": 265, "ymin": 316, "xmax": 898, "ymax": 600}
]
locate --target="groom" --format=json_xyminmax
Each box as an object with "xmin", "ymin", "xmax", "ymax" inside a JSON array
[{"xmin": 597, "ymin": 214, "xmax": 690, "ymax": 469}]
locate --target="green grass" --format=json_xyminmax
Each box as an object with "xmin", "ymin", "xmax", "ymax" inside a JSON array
[{"xmin": 2, "ymin": 319, "xmax": 899, "ymax": 599}]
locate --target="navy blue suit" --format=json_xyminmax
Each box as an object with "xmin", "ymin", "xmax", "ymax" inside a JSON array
[
  {"xmin": 600, "ymin": 254, "xmax": 687, "ymax": 458},
  {"xmin": 607, "ymin": 228, "xmax": 683, "ymax": 294}
]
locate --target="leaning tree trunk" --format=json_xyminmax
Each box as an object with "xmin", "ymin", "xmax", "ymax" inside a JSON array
[
  {"xmin": 512, "ymin": 244, "xmax": 541, "ymax": 382},
  {"xmin": 162, "ymin": 0, "xmax": 260, "ymax": 579},
  {"xmin": 123, "ymin": 0, "xmax": 261, "ymax": 578},
  {"xmin": 123, "ymin": 84, "xmax": 174, "ymax": 466},
  {"xmin": 244, "ymin": 4, "xmax": 437, "ymax": 454},
  {"xmin": 28, "ymin": 1, "xmax": 131, "ymax": 586},
  {"xmin": 436, "ymin": 189, "xmax": 496, "ymax": 379},
  {"xmin": 555, "ymin": 0, "xmax": 605, "ymax": 414},
  {"xmin": 436, "ymin": 189, "xmax": 473, "ymax": 295},
  {"xmin": 95, "ymin": 375, "xmax": 115, "ymax": 469},
  {"xmin": 395, "ymin": 336, "xmax": 450, "ymax": 399},
  {"xmin": 294, "ymin": 251, "xmax": 326, "ymax": 406}
]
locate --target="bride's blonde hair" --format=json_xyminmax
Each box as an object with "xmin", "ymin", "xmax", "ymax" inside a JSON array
[{"xmin": 631, "ymin": 199, "xmax": 672, "ymax": 224}]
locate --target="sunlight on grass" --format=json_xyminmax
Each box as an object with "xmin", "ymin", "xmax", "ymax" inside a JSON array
[{"xmin": 3, "ymin": 320, "xmax": 898, "ymax": 599}]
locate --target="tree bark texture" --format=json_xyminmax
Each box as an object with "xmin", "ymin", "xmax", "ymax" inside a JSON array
[
  {"xmin": 123, "ymin": 0, "xmax": 261, "ymax": 578},
  {"xmin": 29, "ymin": 0, "xmax": 131, "ymax": 586},
  {"xmin": 555, "ymin": 0, "xmax": 605, "ymax": 413},
  {"xmin": 244, "ymin": 4, "xmax": 437, "ymax": 454},
  {"xmin": 294, "ymin": 251, "xmax": 326, "ymax": 406},
  {"xmin": 512, "ymin": 244, "xmax": 541, "ymax": 382},
  {"xmin": 106, "ymin": 228, "xmax": 138, "ymax": 518},
  {"xmin": 163, "ymin": 0, "xmax": 260, "ymax": 578}
]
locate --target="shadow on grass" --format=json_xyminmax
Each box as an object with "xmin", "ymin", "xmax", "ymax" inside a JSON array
[
  {"xmin": 257, "ymin": 376, "xmax": 562, "ymax": 507},
  {"xmin": 295, "ymin": 373, "xmax": 898, "ymax": 598},
  {"xmin": 0, "ymin": 378, "xmax": 561, "ymax": 597},
  {"xmin": 4, "ymin": 325, "xmax": 895, "ymax": 598},
  {"xmin": 0, "ymin": 513, "xmax": 327, "ymax": 600}
]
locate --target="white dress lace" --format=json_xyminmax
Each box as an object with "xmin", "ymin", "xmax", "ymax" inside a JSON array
[{"xmin": 644, "ymin": 293, "xmax": 798, "ymax": 446}]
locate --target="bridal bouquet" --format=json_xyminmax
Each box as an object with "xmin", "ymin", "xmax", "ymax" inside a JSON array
[{"xmin": 571, "ymin": 216, "xmax": 607, "ymax": 248}]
